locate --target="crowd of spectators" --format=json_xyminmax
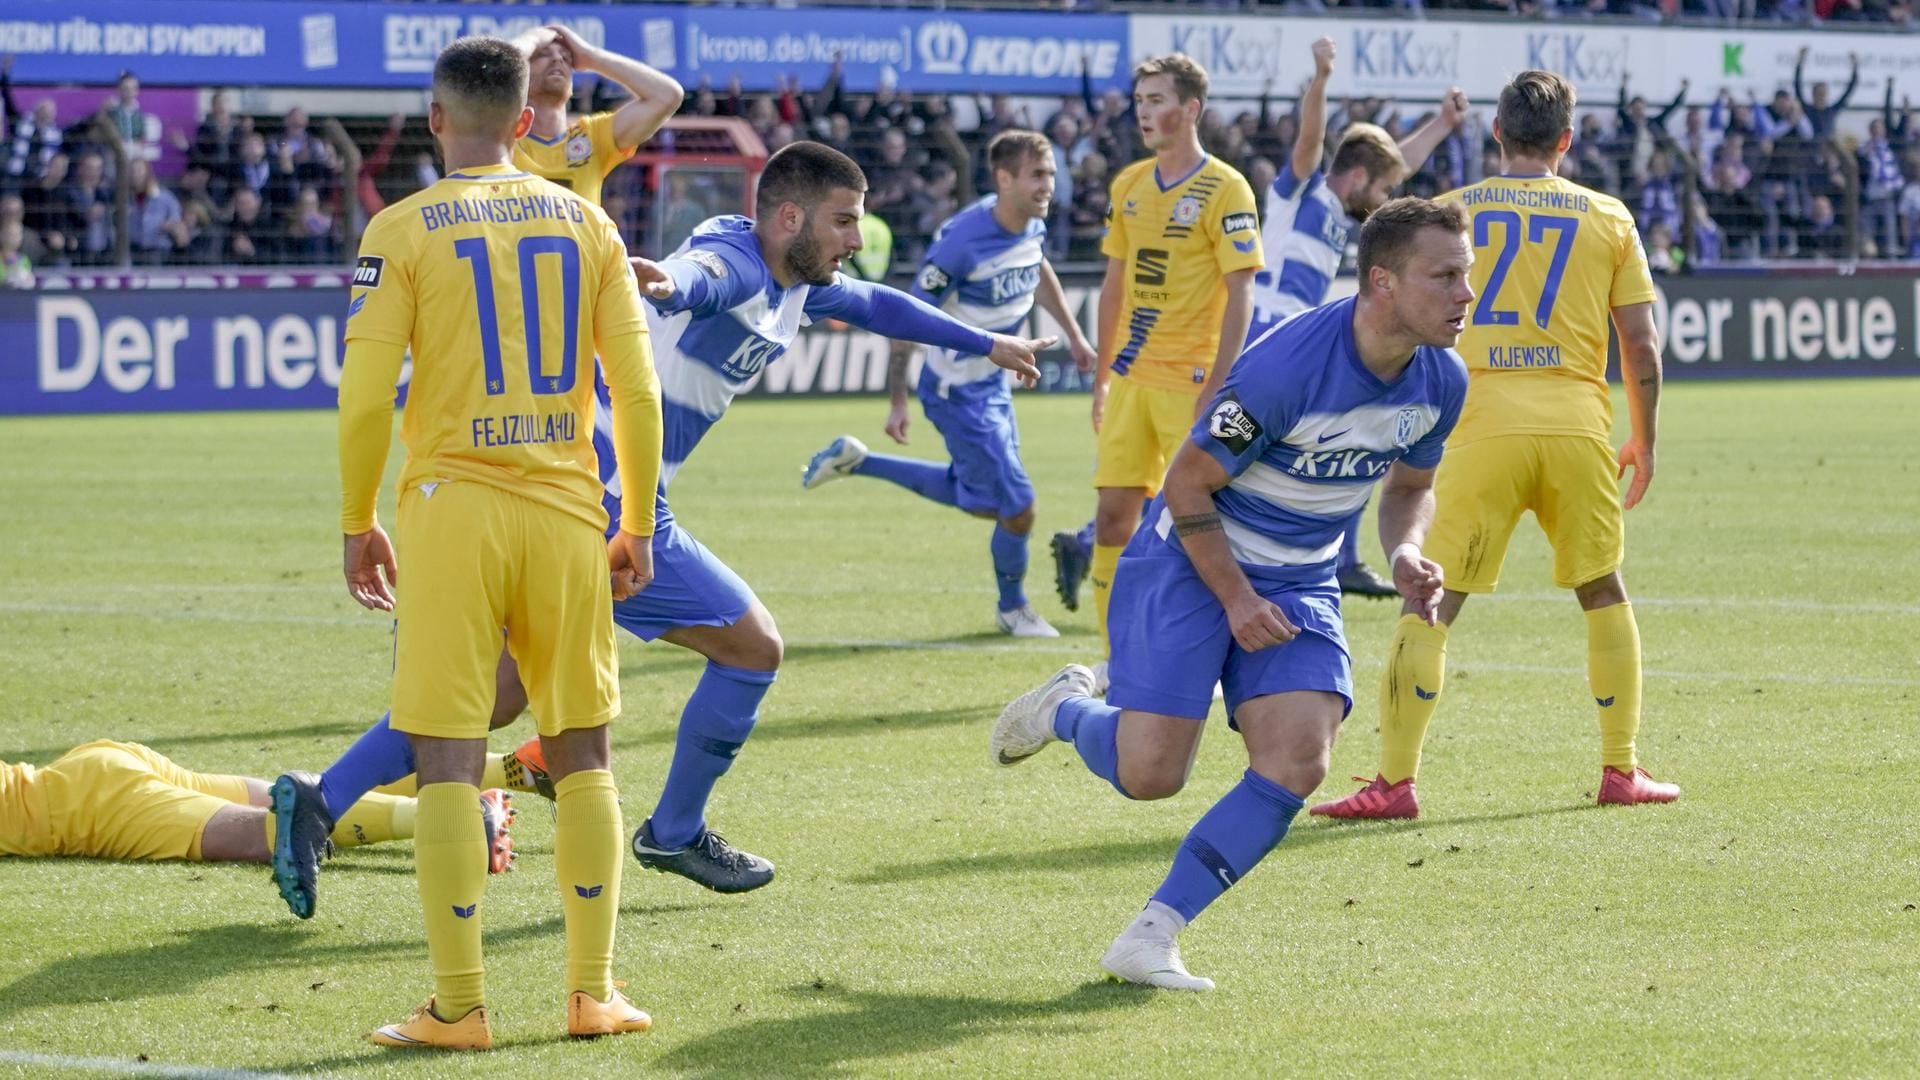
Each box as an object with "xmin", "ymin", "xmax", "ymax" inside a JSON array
[
  {"xmin": 673, "ymin": 46, "xmax": 1920, "ymax": 272},
  {"xmin": 3, "ymin": 43, "xmax": 1918, "ymax": 284}
]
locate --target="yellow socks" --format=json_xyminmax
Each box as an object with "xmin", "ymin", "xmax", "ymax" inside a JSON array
[
  {"xmin": 329, "ymin": 793, "xmax": 414, "ymax": 848},
  {"xmin": 1090, "ymin": 543, "xmax": 1123, "ymax": 652},
  {"xmin": 554, "ymin": 770, "xmax": 623, "ymax": 1001},
  {"xmin": 375, "ymin": 752, "xmax": 510, "ymax": 798},
  {"xmin": 1585, "ymin": 602, "xmax": 1642, "ymax": 771},
  {"xmin": 1378, "ymin": 614, "xmax": 1450, "ymax": 784},
  {"xmin": 414, "ymin": 782, "xmax": 488, "ymax": 1017}
]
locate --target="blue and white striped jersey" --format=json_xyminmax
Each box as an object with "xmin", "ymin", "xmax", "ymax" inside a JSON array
[
  {"xmin": 590, "ymin": 214, "xmax": 994, "ymax": 533},
  {"xmin": 909, "ymin": 195, "xmax": 1045, "ymax": 402},
  {"xmin": 1166, "ymin": 296, "xmax": 1467, "ymax": 585},
  {"xmin": 1247, "ymin": 165, "xmax": 1352, "ymax": 339}
]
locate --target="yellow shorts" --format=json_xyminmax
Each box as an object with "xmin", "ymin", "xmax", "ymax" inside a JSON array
[
  {"xmin": 1093, "ymin": 376, "xmax": 1199, "ymax": 491},
  {"xmin": 41, "ymin": 741, "xmax": 253, "ymax": 860},
  {"xmin": 1424, "ymin": 434, "xmax": 1624, "ymax": 593},
  {"xmin": 391, "ymin": 480, "xmax": 618, "ymax": 740}
]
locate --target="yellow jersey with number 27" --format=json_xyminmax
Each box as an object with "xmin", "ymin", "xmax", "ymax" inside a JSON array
[{"xmin": 1437, "ymin": 174, "xmax": 1654, "ymax": 444}]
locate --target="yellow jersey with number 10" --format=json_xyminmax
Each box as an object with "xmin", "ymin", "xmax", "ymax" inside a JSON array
[
  {"xmin": 343, "ymin": 163, "xmax": 648, "ymax": 532},
  {"xmin": 513, "ymin": 112, "xmax": 635, "ymax": 209},
  {"xmin": 1100, "ymin": 154, "xmax": 1264, "ymax": 393},
  {"xmin": 1436, "ymin": 174, "xmax": 1654, "ymax": 444}
]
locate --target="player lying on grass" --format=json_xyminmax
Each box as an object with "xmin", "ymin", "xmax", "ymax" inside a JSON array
[
  {"xmin": 274, "ymin": 141, "xmax": 1055, "ymax": 923},
  {"xmin": 0, "ymin": 739, "xmax": 515, "ymax": 871},
  {"xmin": 801, "ymin": 128, "xmax": 1098, "ymax": 640},
  {"xmin": 992, "ymin": 198, "xmax": 1472, "ymax": 991}
]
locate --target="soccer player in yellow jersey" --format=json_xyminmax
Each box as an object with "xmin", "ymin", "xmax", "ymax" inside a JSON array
[
  {"xmin": 322, "ymin": 38, "xmax": 663, "ymax": 1050},
  {"xmin": 1314, "ymin": 70, "xmax": 1680, "ymax": 821},
  {"xmin": 510, "ymin": 23, "xmax": 682, "ymax": 208},
  {"xmin": 0, "ymin": 741, "xmax": 517, "ymax": 870},
  {"xmin": 1080, "ymin": 54, "xmax": 1264, "ymax": 658}
]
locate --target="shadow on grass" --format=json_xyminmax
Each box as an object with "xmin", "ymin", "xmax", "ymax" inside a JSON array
[
  {"xmin": 611, "ymin": 702, "xmax": 996, "ymax": 750},
  {"xmin": 852, "ymin": 801, "xmax": 1594, "ymax": 885},
  {"xmin": 7, "ymin": 721, "xmax": 370, "ymax": 765},
  {"xmin": 0, "ymin": 902, "xmax": 706, "ymax": 1022},
  {"xmin": 657, "ymin": 980, "xmax": 1149, "ymax": 1079}
]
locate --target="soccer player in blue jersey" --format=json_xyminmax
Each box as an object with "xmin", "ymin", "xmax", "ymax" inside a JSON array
[
  {"xmin": 992, "ymin": 198, "xmax": 1473, "ymax": 990},
  {"xmin": 800, "ymin": 130, "xmax": 1097, "ymax": 638},
  {"xmin": 1247, "ymin": 37, "xmax": 1470, "ymax": 602},
  {"xmin": 272, "ymin": 141, "xmax": 1053, "ymax": 910}
]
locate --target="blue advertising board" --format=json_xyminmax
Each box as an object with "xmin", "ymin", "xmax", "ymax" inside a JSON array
[
  {"xmin": 0, "ymin": 1, "xmax": 1129, "ymax": 93},
  {"xmin": 3, "ymin": 272, "xmax": 1913, "ymax": 416}
]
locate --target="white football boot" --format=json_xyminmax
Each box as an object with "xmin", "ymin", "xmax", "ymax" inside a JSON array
[
  {"xmin": 802, "ymin": 435, "xmax": 868, "ymax": 489},
  {"xmin": 990, "ymin": 663, "xmax": 1095, "ymax": 766},
  {"xmin": 995, "ymin": 604, "xmax": 1061, "ymax": 638},
  {"xmin": 1101, "ymin": 927, "xmax": 1215, "ymax": 992}
]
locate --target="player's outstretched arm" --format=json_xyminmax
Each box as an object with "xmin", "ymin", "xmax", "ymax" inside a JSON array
[
  {"xmin": 809, "ymin": 275, "xmax": 1049, "ymax": 383},
  {"xmin": 337, "ymin": 339, "xmax": 406, "ymax": 611},
  {"xmin": 547, "ymin": 23, "xmax": 684, "ymax": 151},
  {"xmin": 1292, "ymin": 37, "xmax": 1336, "ymax": 184},
  {"xmin": 1376, "ymin": 461, "xmax": 1446, "ymax": 626},
  {"xmin": 1611, "ymin": 301, "xmax": 1662, "ymax": 510},
  {"xmin": 1036, "ymin": 259, "xmax": 1096, "ymax": 373},
  {"xmin": 1163, "ymin": 443, "xmax": 1298, "ymax": 652}
]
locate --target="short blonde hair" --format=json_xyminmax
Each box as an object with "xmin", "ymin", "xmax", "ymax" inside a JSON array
[
  {"xmin": 1132, "ymin": 54, "xmax": 1209, "ymax": 104},
  {"xmin": 1331, "ymin": 123, "xmax": 1406, "ymax": 184}
]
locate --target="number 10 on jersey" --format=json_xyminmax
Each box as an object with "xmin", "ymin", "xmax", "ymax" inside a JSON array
[{"xmin": 454, "ymin": 235, "xmax": 583, "ymax": 396}]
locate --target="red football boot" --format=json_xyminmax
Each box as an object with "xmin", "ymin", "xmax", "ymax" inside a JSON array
[
  {"xmin": 1597, "ymin": 766, "xmax": 1680, "ymax": 806},
  {"xmin": 1309, "ymin": 774, "xmax": 1420, "ymax": 820}
]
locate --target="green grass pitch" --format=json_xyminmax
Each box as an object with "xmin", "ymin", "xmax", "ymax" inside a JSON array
[{"xmin": 0, "ymin": 379, "xmax": 1916, "ymax": 1077}]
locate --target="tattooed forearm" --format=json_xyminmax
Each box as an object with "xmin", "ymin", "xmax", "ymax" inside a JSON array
[{"xmin": 1174, "ymin": 512, "xmax": 1222, "ymax": 537}]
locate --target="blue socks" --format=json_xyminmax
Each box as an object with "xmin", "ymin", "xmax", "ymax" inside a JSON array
[
  {"xmin": 649, "ymin": 661, "xmax": 776, "ymax": 850},
  {"xmin": 990, "ymin": 525, "xmax": 1028, "ymax": 612},
  {"xmin": 1150, "ymin": 769, "xmax": 1305, "ymax": 923},
  {"xmin": 318, "ymin": 712, "xmax": 414, "ymax": 820},
  {"xmin": 1052, "ymin": 694, "xmax": 1130, "ymax": 797},
  {"xmin": 852, "ymin": 453, "xmax": 959, "ymax": 507},
  {"xmin": 1337, "ymin": 497, "xmax": 1369, "ymax": 571}
]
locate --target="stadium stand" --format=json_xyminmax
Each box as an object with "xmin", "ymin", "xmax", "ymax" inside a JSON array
[{"xmin": 0, "ymin": 7, "xmax": 1915, "ymax": 284}]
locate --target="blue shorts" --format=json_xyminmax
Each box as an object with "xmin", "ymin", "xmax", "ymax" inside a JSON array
[
  {"xmin": 611, "ymin": 521, "xmax": 756, "ymax": 642},
  {"xmin": 920, "ymin": 389, "xmax": 1035, "ymax": 519},
  {"xmin": 1106, "ymin": 545, "xmax": 1352, "ymax": 723}
]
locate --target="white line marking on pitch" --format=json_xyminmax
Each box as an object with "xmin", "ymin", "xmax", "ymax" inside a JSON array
[
  {"xmin": 0, "ymin": 1050, "xmax": 299, "ymax": 1080},
  {"xmin": 1, "ymin": 601, "xmax": 1913, "ymax": 689}
]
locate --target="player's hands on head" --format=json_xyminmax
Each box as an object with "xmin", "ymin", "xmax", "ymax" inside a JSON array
[
  {"xmin": 344, "ymin": 524, "xmax": 398, "ymax": 613},
  {"xmin": 628, "ymin": 257, "xmax": 675, "ymax": 300},
  {"xmin": 1617, "ymin": 436, "xmax": 1655, "ymax": 510},
  {"xmin": 546, "ymin": 24, "xmax": 593, "ymax": 69},
  {"xmin": 1225, "ymin": 590, "xmax": 1299, "ymax": 652},
  {"xmin": 1311, "ymin": 37, "xmax": 1335, "ymax": 78},
  {"xmin": 607, "ymin": 530, "xmax": 654, "ymax": 601},
  {"xmin": 1390, "ymin": 546, "xmax": 1446, "ymax": 626},
  {"xmin": 987, "ymin": 332, "xmax": 1053, "ymax": 387},
  {"xmin": 513, "ymin": 26, "xmax": 556, "ymax": 57},
  {"xmin": 884, "ymin": 398, "xmax": 911, "ymax": 444}
]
